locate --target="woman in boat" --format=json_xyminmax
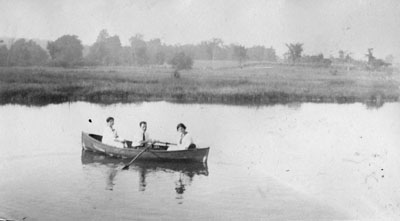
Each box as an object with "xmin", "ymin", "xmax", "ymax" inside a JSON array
[
  {"xmin": 172, "ymin": 123, "xmax": 196, "ymax": 151},
  {"xmin": 102, "ymin": 117, "xmax": 127, "ymax": 148}
]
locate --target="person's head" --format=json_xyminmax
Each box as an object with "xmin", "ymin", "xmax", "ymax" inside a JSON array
[
  {"xmin": 176, "ymin": 123, "xmax": 186, "ymax": 133},
  {"xmin": 106, "ymin": 117, "xmax": 114, "ymax": 126},
  {"xmin": 139, "ymin": 121, "xmax": 147, "ymax": 131},
  {"xmin": 175, "ymin": 183, "xmax": 185, "ymax": 194}
]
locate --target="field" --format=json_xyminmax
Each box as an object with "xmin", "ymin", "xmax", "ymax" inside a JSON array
[{"xmin": 0, "ymin": 61, "xmax": 399, "ymax": 106}]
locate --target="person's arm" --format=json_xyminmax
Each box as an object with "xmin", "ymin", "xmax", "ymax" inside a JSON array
[
  {"xmin": 146, "ymin": 132, "xmax": 158, "ymax": 144},
  {"xmin": 181, "ymin": 133, "xmax": 194, "ymax": 150},
  {"xmin": 102, "ymin": 127, "xmax": 111, "ymax": 143},
  {"xmin": 187, "ymin": 134, "xmax": 196, "ymax": 149},
  {"xmin": 113, "ymin": 129, "xmax": 126, "ymax": 143},
  {"xmin": 115, "ymin": 137, "xmax": 125, "ymax": 143},
  {"xmin": 143, "ymin": 132, "xmax": 150, "ymax": 143},
  {"xmin": 132, "ymin": 130, "xmax": 145, "ymax": 146},
  {"xmin": 103, "ymin": 127, "xmax": 118, "ymax": 144}
]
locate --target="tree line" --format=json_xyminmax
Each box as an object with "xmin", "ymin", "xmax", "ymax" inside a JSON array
[
  {"xmin": 0, "ymin": 30, "xmax": 276, "ymax": 68},
  {"xmin": 0, "ymin": 30, "xmax": 392, "ymax": 70},
  {"xmin": 284, "ymin": 43, "xmax": 392, "ymax": 70}
]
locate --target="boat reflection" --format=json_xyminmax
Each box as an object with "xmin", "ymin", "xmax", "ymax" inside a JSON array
[{"xmin": 81, "ymin": 150, "xmax": 209, "ymax": 193}]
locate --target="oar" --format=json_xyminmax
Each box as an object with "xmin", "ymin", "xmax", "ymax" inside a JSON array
[
  {"xmin": 155, "ymin": 141, "xmax": 177, "ymax": 145},
  {"xmin": 122, "ymin": 145, "xmax": 151, "ymax": 170}
]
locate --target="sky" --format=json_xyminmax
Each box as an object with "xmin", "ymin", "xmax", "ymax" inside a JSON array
[{"xmin": 1, "ymin": 0, "xmax": 399, "ymax": 61}]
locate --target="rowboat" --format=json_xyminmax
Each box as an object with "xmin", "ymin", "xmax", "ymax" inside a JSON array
[
  {"xmin": 81, "ymin": 132, "xmax": 210, "ymax": 163},
  {"xmin": 81, "ymin": 149, "xmax": 209, "ymax": 176}
]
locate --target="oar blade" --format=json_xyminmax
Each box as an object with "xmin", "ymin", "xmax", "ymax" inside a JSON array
[{"xmin": 120, "ymin": 145, "xmax": 150, "ymax": 170}]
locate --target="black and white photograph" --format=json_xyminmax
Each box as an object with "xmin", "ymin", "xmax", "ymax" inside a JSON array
[{"xmin": 0, "ymin": 0, "xmax": 399, "ymax": 220}]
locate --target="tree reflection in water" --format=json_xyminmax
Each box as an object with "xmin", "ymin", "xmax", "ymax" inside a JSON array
[{"xmin": 81, "ymin": 150, "xmax": 208, "ymax": 194}]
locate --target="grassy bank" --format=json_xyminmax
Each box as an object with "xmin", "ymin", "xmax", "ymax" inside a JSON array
[{"xmin": 0, "ymin": 63, "xmax": 399, "ymax": 106}]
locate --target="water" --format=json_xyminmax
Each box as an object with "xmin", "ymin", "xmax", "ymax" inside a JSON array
[{"xmin": 0, "ymin": 101, "xmax": 399, "ymax": 220}]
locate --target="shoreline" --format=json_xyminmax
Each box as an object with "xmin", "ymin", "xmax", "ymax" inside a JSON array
[
  {"xmin": 0, "ymin": 65, "xmax": 399, "ymax": 107},
  {"xmin": 0, "ymin": 91, "xmax": 397, "ymax": 108}
]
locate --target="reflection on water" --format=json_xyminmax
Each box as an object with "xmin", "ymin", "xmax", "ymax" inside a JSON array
[
  {"xmin": 106, "ymin": 168, "xmax": 118, "ymax": 191},
  {"xmin": 138, "ymin": 167, "xmax": 147, "ymax": 192},
  {"xmin": 1, "ymin": 101, "xmax": 399, "ymax": 220},
  {"xmin": 81, "ymin": 150, "xmax": 209, "ymax": 193},
  {"xmin": 175, "ymin": 173, "xmax": 186, "ymax": 195},
  {"xmin": 365, "ymin": 95, "xmax": 385, "ymax": 109}
]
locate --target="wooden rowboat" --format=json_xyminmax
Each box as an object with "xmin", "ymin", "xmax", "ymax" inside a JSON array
[
  {"xmin": 81, "ymin": 150, "xmax": 209, "ymax": 176},
  {"xmin": 81, "ymin": 132, "xmax": 210, "ymax": 163}
]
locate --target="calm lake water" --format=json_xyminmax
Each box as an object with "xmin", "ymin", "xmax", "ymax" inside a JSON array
[{"xmin": 0, "ymin": 101, "xmax": 399, "ymax": 220}]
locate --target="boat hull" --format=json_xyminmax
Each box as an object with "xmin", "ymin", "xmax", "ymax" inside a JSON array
[
  {"xmin": 81, "ymin": 150, "xmax": 209, "ymax": 175},
  {"xmin": 81, "ymin": 132, "xmax": 210, "ymax": 163}
]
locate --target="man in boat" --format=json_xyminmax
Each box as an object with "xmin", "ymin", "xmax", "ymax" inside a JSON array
[
  {"xmin": 132, "ymin": 121, "xmax": 158, "ymax": 148},
  {"xmin": 169, "ymin": 123, "xmax": 196, "ymax": 151},
  {"xmin": 102, "ymin": 117, "xmax": 127, "ymax": 148}
]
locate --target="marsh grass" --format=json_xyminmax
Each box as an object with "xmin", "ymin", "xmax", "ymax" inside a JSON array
[{"xmin": 0, "ymin": 63, "xmax": 399, "ymax": 106}]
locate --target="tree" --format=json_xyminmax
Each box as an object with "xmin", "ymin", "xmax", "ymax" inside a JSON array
[
  {"xmin": 86, "ymin": 30, "xmax": 123, "ymax": 65},
  {"xmin": 0, "ymin": 45, "xmax": 8, "ymax": 66},
  {"xmin": 301, "ymin": 53, "xmax": 332, "ymax": 67},
  {"xmin": 285, "ymin": 43, "xmax": 303, "ymax": 64},
  {"xmin": 154, "ymin": 51, "xmax": 166, "ymax": 65},
  {"xmin": 8, "ymin": 39, "xmax": 48, "ymax": 66},
  {"xmin": 345, "ymin": 53, "xmax": 352, "ymax": 62},
  {"xmin": 366, "ymin": 48, "xmax": 375, "ymax": 64},
  {"xmin": 247, "ymin": 46, "xmax": 265, "ymax": 61},
  {"xmin": 264, "ymin": 47, "xmax": 277, "ymax": 62},
  {"xmin": 338, "ymin": 50, "xmax": 353, "ymax": 64},
  {"xmin": 365, "ymin": 48, "xmax": 390, "ymax": 70},
  {"xmin": 105, "ymin": 35, "xmax": 123, "ymax": 65},
  {"xmin": 247, "ymin": 46, "xmax": 276, "ymax": 62},
  {"xmin": 96, "ymin": 29, "xmax": 109, "ymax": 42},
  {"xmin": 120, "ymin": 46, "xmax": 134, "ymax": 65},
  {"xmin": 47, "ymin": 35, "xmax": 83, "ymax": 67},
  {"xmin": 338, "ymin": 50, "xmax": 345, "ymax": 61},
  {"xmin": 232, "ymin": 44, "xmax": 247, "ymax": 67},
  {"xmin": 168, "ymin": 52, "xmax": 193, "ymax": 78},
  {"xmin": 199, "ymin": 38, "xmax": 223, "ymax": 68},
  {"xmin": 146, "ymin": 38, "xmax": 165, "ymax": 65},
  {"xmin": 201, "ymin": 38, "xmax": 223, "ymax": 60},
  {"xmin": 130, "ymin": 34, "xmax": 148, "ymax": 66},
  {"xmin": 8, "ymin": 39, "xmax": 30, "ymax": 66},
  {"xmin": 385, "ymin": 55, "xmax": 394, "ymax": 64}
]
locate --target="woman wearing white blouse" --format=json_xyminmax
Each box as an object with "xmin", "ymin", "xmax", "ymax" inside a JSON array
[
  {"xmin": 102, "ymin": 117, "xmax": 127, "ymax": 148},
  {"xmin": 175, "ymin": 123, "xmax": 196, "ymax": 150}
]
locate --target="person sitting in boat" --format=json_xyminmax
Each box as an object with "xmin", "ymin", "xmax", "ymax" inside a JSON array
[
  {"xmin": 132, "ymin": 121, "xmax": 158, "ymax": 148},
  {"xmin": 102, "ymin": 117, "xmax": 127, "ymax": 148},
  {"xmin": 170, "ymin": 123, "xmax": 196, "ymax": 151}
]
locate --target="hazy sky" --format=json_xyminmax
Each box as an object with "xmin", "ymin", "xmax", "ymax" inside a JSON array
[{"xmin": 1, "ymin": 0, "xmax": 399, "ymax": 60}]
